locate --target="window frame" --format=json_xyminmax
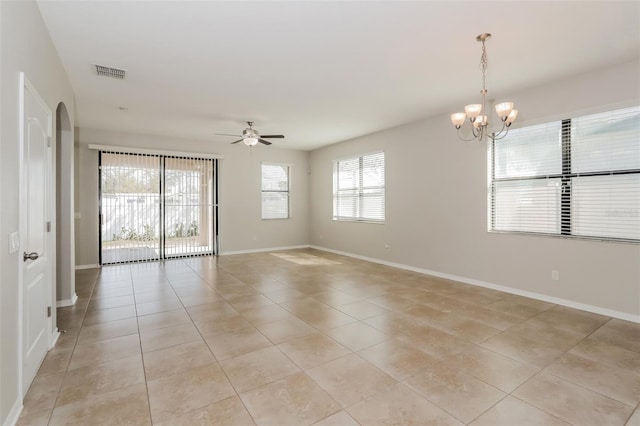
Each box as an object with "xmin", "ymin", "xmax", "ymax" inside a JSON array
[
  {"xmin": 333, "ymin": 151, "xmax": 385, "ymax": 224},
  {"xmin": 489, "ymin": 106, "xmax": 640, "ymax": 243},
  {"xmin": 261, "ymin": 162, "xmax": 291, "ymax": 220}
]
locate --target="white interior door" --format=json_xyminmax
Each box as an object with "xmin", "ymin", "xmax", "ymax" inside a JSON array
[{"xmin": 21, "ymin": 75, "xmax": 53, "ymax": 393}]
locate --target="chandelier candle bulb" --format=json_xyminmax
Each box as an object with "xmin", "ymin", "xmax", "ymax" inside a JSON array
[
  {"xmin": 473, "ymin": 115, "xmax": 488, "ymax": 128},
  {"xmin": 451, "ymin": 113, "xmax": 467, "ymax": 128},
  {"xmin": 465, "ymin": 104, "xmax": 482, "ymax": 119},
  {"xmin": 495, "ymin": 102, "xmax": 514, "ymax": 119}
]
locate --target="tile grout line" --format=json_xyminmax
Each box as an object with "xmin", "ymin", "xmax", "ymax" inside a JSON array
[
  {"xmin": 530, "ymin": 316, "xmax": 640, "ymax": 410},
  {"xmin": 129, "ymin": 263, "xmax": 156, "ymax": 426},
  {"xmin": 499, "ymin": 314, "xmax": 611, "ymax": 425},
  {"xmin": 45, "ymin": 268, "xmax": 101, "ymax": 425},
  {"xmin": 174, "ymin": 257, "xmax": 261, "ymax": 426}
]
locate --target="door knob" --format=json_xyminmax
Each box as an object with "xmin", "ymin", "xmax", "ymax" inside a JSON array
[{"xmin": 23, "ymin": 252, "xmax": 39, "ymax": 262}]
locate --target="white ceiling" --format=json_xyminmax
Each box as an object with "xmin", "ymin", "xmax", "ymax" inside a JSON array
[{"xmin": 37, "ymin": 1, "xmax": 639, "ymax": 151}]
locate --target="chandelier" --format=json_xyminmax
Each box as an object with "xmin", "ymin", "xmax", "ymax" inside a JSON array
[{"xmin": 451, "ymin": 33, "xmax": 518, "ymax": 141}]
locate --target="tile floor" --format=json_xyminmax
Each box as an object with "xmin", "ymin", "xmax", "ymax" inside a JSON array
[{"xmin": 17, "ymin": 249, "xmax": 640, "ymax": 425}]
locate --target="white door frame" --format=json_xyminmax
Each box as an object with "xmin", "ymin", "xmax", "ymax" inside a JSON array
[{"xmin": 18, "ymin": 73, "xmax": 58, "ymax": 397}]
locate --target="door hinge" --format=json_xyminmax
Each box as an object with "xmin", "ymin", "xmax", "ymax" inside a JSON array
[
  {"xmin": 47, "ymin": 306, "xmax": 52, "ymax": 317},
  {"xmin": 47, "ymin": 137, "xmax": 51, "ymax": 147},
  {"xmin": 46, "ymin": 221, "xmax": 51, "ymax": 232}
]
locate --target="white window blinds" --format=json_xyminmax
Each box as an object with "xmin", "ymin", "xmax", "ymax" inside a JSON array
[
  {"xmin": 261, "ymin": 163, "xmax": 290, "ymax": 219},
  {"xmin": 490, "ymin": 106, "xmax": 640, "ymax": 242},
  {"xmin": 333, "ymin": 151, "xmax": 385, "ymax": 222},
  {"xmin": 570, "ymin": 107, "xmax": 640, "ymax": 240}
]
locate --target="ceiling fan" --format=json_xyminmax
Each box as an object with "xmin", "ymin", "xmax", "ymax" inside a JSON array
[{"xmin": 216, "ymin": 121, "xmax": 285, "ymax": 146}]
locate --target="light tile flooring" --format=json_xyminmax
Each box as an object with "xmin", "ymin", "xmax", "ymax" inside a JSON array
[{"xmin": 17, "ymin": 249, "xmax": 640, "ymax": 425}]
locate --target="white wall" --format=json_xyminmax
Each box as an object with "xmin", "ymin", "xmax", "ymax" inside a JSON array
[
  {"xmin": 0, "ymin": 1, "xmax": 75, "ymax": 424},
  {"xmin": 309, "ymin": 60, "xmax": 640, "ymax": 319},
  {"xmin": 74, "ymin": 128, "xmax": 310, "ymax": 266}
]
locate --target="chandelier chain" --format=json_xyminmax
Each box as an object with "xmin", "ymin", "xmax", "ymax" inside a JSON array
[{"xmin": 480, "ymin": 39, "xmax": 488, "ymax": 91}]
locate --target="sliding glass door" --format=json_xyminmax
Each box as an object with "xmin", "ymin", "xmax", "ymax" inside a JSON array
[
  {"xmin": 99, "ymin": 152, "xmax": 217, "ymax": 264},
  {"xmin": 164, "ymin": 157, "xmax": 215, "ymax": 257}
]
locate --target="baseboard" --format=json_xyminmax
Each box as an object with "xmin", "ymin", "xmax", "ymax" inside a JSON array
[
  {"xmin": 50, "ymin": 329, "xmax": 61, "ymax": 348},
  {"xmin": 309, "ymin": 245, "xmax": 640, "ymax": 324},
  {"xmin": 220, "ymin": 245, "xmax": 310, "ymax": 256},
  {"xmin": 56, "ymin": 293, "xmax": 78, "ymax": 308},
  {"xmin": 3, "ymin": 397, "xmax": 23, "ymax": 426},
  {"xmin": 75, "ymin": 264, "xmax": 99, "ymax": 270}
]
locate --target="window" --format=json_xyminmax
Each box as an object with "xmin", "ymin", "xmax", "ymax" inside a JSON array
[
  {"xmin": 490, "ymin": 106, "xmax": 640, "ymax": 242},
  {"xmin": 261, "ymin": 163, "xmax": 290, "ymax": 219},
  {"xmin": 333, "ymin": 151, "xmax": 385, "ymax": 222}
]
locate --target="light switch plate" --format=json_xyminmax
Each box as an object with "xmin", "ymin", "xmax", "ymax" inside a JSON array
[
  {"xmin": 74, "ymin": 211, "xmax": 81, "ymax": 219},
  {"xmin": 9, "ymin": 232, "xmax": 19, "ymax": 254}
]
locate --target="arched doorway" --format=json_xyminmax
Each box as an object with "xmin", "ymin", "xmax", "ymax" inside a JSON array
[{"xmin": 55, "ymin": 102, "xmax": 76, "ymax": 310}]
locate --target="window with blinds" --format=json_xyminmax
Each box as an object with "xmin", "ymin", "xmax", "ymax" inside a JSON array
[
  {"xmin": 490, "ymin": 105, "xmax": 640, "ymax": 242},
  {"xmin": 261, "ymin": 163, "xmax": 290, "ymax": 219},
  {"xmin": 333, "ymin": 151, "xmax": 385, "ymax": 222}
]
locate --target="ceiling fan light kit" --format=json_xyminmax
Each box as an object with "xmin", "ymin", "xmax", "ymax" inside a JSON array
[
  {"xmin": 451, "ymin": 33, "xmax": 518, "ymax": 142},
  {"xmin": 216, "ymin": 121, "xmax": 285, "ymax": 146}
]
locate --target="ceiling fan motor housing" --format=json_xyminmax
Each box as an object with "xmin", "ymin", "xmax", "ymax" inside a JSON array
[{"xmin": 243, "ymin": 128, "xmax": 259, "ymax": 138}]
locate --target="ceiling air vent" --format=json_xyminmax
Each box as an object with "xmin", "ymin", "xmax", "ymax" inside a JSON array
[{"xmin": 94, "ymin": 64, "xmax": 126, "ymax": 80}]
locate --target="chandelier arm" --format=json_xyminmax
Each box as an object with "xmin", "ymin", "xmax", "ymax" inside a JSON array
[
  {"xmin": 476, "ymin": 124, "xmax": 486, "ymax": 140},
  {"xmin": 456, "ymin": 128, "xmax": 480, "ymax": 142},
  {"xmin": 491, "ymin": 126, "xmax": 512, "ymax": 141},
  {"xmin": 491, "ymin": 121, "xmax": 510, "ymax": 140},
  {"xmin": 470, "ymin": 122, "xmax": 483, "ymax": 139}
]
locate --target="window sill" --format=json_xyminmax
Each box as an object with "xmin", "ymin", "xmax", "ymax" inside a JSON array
[
  {"xmin": 333, "ymin": 218, "xmax": 385, "ymax": 225},
  {"xmin": 488, "ymin": 229, "xmax": 639, "ymax": 245}
]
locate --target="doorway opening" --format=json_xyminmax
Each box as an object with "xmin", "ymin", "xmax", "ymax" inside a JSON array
[
  {"xmin": 55, "ymin": 102, "xmax": 75, "ymax": 307},
  {"xmin": 98, "ymin": 151, "xmax": 218, "ymax": 264}
]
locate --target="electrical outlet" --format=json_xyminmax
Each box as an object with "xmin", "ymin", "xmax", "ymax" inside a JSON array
[{"xmin": 551, "ymin": 270, "xmax": 560, "ymax": 281}]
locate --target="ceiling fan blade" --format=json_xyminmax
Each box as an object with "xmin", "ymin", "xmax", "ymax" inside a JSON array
[
  {"xmin": 258, "ymin": 139, "xmax": 273, "ymax": 145},
  {"xmin": 260, "ymin": 135, "xmax": 285, "ymax": 138},
  {"xmin": 230, "ymin": 139, "xmax": 244, "ymax": 144},
  {"xmin": 215, "ymin": 133, "xmax": 243, "ymax": 137}
]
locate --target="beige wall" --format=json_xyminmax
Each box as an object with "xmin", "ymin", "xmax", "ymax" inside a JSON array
[
  {"xmin": 74, "ymin": 128, "xmax": 310, "ymax": 266},
  {"xmin": 0, "ymin": 1, "xmax": 75, "ymax": 424},
  {"xmin": 309, "ymin": 60, "xmax": 640, "ymax": 318}
]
